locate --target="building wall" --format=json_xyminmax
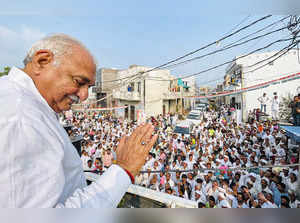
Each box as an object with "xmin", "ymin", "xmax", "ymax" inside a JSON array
[
  {"xmin": 242, "ymin": 49, "xmax": 300, "ymax": 120},
  {"xmin": 225, "ymin": 49, "xmax": 300, "ymax": 121},
  {"xmin": 169, "ymin": 100, "xmax": 177, "ymax": 113},
  {"xmin": 116, "ymin": 100, "xmax": 141, "ymax": 120},
  {"xmin": 145, "ymin": 70, "xmax": 172, "ymax": 117},
  {"xmin": 100, "ymin": 68, "xmax": 119, "ymax": 93},
  {"xmin": 110, "ymin": 65, "xmax": 174, "ymax": 119},
  {"xmin": 100, "ymin": 65, "xmax": 196, "ymax": 119},
  {"xmin": 244, "ymin": 80, "xmax": 299, "ymax": 115}
]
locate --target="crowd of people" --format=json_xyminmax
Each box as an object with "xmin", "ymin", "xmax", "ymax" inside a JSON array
[{"xmin": 62, "ymin": 106, "xmax": 300, "ymax": 208}]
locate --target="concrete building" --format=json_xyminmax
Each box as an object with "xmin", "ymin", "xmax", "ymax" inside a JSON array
[
  {"xmin": 224, "ymin": 49, "xmax": 300, "ymax": 122},
  {"xmin": 216, "ymin": 84, "xmax": 225, "ymax": 106},
  {"xmin": 100, "ymin": 65, "xmax": 196, "ymax": 120},
  {"xmin": 98, "ymin": 68, "xmax": 120, "ymax": 108}
]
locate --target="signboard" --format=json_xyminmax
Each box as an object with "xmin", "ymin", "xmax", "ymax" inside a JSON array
[{"xmin": 137, "ymin": 110, "xmax": 146, "ymax": 125}]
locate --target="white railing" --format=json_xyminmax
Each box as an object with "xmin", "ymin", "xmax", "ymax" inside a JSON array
[
  {"xmin": 163, "ymin": 91, "xmax": 194, "ymax": 100},
  {"xmin": 113, "ymin": 90, "xmax": 141, "ymax": 101},
  {"xmin": 85, "ymin": 172, "xmax": 197, "ymax": 208}
]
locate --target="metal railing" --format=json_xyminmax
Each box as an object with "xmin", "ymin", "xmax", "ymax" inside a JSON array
[{"xmin": 84, "ymin": 172, "xmax": 197, "ymax": 208}]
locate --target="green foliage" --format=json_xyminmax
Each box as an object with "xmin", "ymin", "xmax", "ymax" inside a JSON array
[
  {"xmin": 0, "ymin": 66, "xmax": 11, "ymax": 77},
  {"xmin": 279, "ymin": 93, "xmax": 293, "ymax": 121}
]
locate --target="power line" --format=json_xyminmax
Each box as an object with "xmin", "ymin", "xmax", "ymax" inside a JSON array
[
  {"xmin": 206, "ymin": 15, "xmax": 251, "ymax": 73},
  {"xmin": 146, "ymin": 37, "xmax": 296, "ymax": 82},
  {"xmin": 83, "ymin": 16, "xmax": 287, "ymax": 105},
  {"xmin": 190, "ymin": 39, "xmax": 300, "ymax": 87},
  {"xmin": 99, "ymin": 15, "xmax": 273, "ymax": 84},
  {"xmin": 244, "ymin": 40, "xmax": 300, "ymax": 74},
  {"xmin": 145, "ymin": 15, "xmax": 272, "ymax": 72},
  {"xmin": 93, "ymin": 36, "xmax": 298, "ymax": 106},
  {"xmin": 225, "ymin": 16, "xmax": 290, "ymax": 49},
  {"xmin": 158, "ymin": 19, "xmax": 292, "ymax": 71}
]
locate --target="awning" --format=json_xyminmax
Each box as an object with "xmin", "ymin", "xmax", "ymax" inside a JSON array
[{"xmin": 280, "ymin": 125, "xmax": 300, "ymax": 143}]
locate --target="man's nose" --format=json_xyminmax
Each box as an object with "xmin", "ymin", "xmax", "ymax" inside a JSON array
[{"xmin": 77, "ymin": 86, "xmax": 89, "ymax": 101}]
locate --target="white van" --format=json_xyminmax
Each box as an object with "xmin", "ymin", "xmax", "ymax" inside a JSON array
[
  {"xmin": 173, "ymin": 120, "xmax": 194, "ymax": 137},
  {"xmin": 186, "ymin": 113, "xmax": 202, "ymax": 125}
]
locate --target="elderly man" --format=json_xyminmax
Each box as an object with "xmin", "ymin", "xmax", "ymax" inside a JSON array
[{"xmin": 0, "ymin": 34, "xmax": 157, "ymax": 207}]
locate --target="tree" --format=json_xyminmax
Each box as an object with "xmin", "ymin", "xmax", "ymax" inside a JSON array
[
  {"xmin": 279, "ymin": 93, "xmax": 293, "ymax": 122},
  {"xmin": 0, "ymin": 66, "xmax": 11, "ymax": 77}
]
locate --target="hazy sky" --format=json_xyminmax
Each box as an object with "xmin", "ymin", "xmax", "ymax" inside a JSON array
[{"xmin": 0, "ymin": 1, "xmax": 295, "ymax": 86}]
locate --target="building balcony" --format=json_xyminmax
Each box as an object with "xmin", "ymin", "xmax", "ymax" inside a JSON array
[
  {"xmin": 113, "ymin": 90, "xmax": 141, "ymax": 101},
  {"xmin": 162, "ymin": 91, "xmax": 194, "ymax": 100}
]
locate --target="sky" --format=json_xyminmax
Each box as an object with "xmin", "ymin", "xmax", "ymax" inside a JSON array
[{"xmin": 0, "ymin": 0, "xmax": 298, "ymax": 86}]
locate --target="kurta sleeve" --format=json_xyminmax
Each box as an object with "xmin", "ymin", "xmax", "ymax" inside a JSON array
[
  {"xmin": 0, "ymin": 117, "xmax": 131, "ymax": 208},
  {"xmin": 55, "ymin": 165, "xmax": 131, "ymax": 208}
]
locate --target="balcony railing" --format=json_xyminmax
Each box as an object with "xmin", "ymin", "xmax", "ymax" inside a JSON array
[
  {"xmin": 162, "ymin": 91, "xmax": 194, "ymax": 99},
  {"xmin": 113, "ymin": 90, "xmax": 141, "ymax": 101}
]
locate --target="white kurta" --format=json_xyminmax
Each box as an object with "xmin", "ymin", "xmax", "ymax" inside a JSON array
[{"xmin": 0, "ymin": 67, "xmax": 131, "ymax": 207}]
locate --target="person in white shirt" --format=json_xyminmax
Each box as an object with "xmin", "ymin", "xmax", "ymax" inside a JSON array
[
  {"xmin": 81, "ymin": 150, "xmax": 90, "ymax": 170},
  {"xmin": 271, "ymin": 95, "xmax": 280, "ymax": 120},
  {"xmin": 135, "ymin": 173, "xmax": 144, "ymax": 186},
  {"xmin": 258, "ymin": 192, "xmax": 277, "ymax": 208},
  {"xmin": 0, "ymin": 34, "xmax": 158, "ymax": 208},
  {"xmin": 165, "ymin": 172, "xmax": 175, "ymax": 189},
  {"xmin": 287, "ymin": 173, "xmax": 298, "ymax": 192},
  {"xmin": 257, "ymin": 93, "xmax": 270, "ymax": 113}
]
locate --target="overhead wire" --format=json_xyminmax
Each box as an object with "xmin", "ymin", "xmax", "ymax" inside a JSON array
[
  {"xmin": 98, "ymin": 15, "xmax": 274, "ymax": 84},
  {"xmin": 81, "ymin": 16, "xmax": 294, "ymax": 105},
  {"xmin": 205, "ymin": 15, "xmax": 251, "ymax": 78},
  {"xmin": 146, "ymin": 36, "xmax": 297, "ymax": 82},
  {"xmin": 152, "ymin": 18, "xmax": 293, "ymax": 72},
  {"xmin": 142, "ymin": 38, "xmax": 299, "ymax": 102},
  {"xmin": 144, "ymin": 15, "xmax": 272, "ymax": 72},
  {"xmin": 244, "ymin": 39, "xmax": 300, "ymax": 74}
]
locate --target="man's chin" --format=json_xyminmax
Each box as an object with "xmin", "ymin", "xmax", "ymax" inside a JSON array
[{"xmin": 54, "ymin": 103, "xmax": 72, "ymax": 113}]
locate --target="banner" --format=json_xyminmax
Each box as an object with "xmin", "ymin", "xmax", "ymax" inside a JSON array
[
  {"xmin": 73, "ymin": 106, "xmax": 128, "ymax": 112},
  {"xmin": 188, "ymin": 72, "xmax": 300, "ymax": 99},
  {"xmin": 137, "ymin": 110, "xmax": 146, "ymax": 125}
]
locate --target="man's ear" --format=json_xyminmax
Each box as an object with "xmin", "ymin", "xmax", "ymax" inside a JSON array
[{"xmin": 31, "ymin": 50, "xmax": 55, "ymax": 75}]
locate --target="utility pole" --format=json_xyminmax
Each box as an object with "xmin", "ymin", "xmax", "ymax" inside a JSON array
[{"xmin": 181, "ymin": 86, "xmax": 184, "ymax": 115}]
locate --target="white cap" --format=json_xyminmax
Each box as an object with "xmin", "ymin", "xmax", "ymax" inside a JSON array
[
  {"xmin": 261, "ymin": 177, "xmax": 269, "ymax": 185},
  {"xmin": 218, "ymin": 192, "xmax": 226, "ymax": 199},
  {"xmin": 195, "ymin": 190, "xmax": 202, "ymax": 196},
  {"xmin": 246, "ymin": 179, "xmax": 254, "ymax": 185},
  {"xmin": 261, "ymin": 159, "xmax": 268, "ymax": 164},
  {"xmin": 219, "ymin": 199, "xmax": 231, "ymax": 208},
  {"xmin": 249, "ymin": 172, "xmax": 256, "ymax": 178}
]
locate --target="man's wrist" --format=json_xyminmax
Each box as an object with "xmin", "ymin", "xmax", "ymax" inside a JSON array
[
  {"xmin": 117, "ymin": 163, "xmax": 135, "ymax": 184},
  {"xmin": 123, "ymin": 168, "xmax": 135, "ymax": 184}
]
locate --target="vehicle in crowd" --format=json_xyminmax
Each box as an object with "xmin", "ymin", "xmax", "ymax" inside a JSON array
[
  {"xmin": 186, "ymin": 113, "xmax": 202, "ymax": 125},
  {"xmin": 194, "ymin": 103, "xmax": 209, "ymax": 111},
  {"xmin": 173, "ymin": 120, "xmax": 194, "ymax": 137},
  {"xmin": 189, "ymin": 109, "xmax": 202, "ymax": 115}
]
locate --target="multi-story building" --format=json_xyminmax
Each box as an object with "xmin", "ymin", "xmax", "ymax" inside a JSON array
[
  {"xmin": 224, "ymin": 49, "xmax": 300, "ymax": 122},
  {"xmin": 100, "ymin": 65, "xmax": 196, "ymax": 120},
  {"xmin": 216, "ymin": 84, "xmax": 225, "ymax": 106}
]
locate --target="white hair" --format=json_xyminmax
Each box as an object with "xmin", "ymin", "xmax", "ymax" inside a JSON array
[{"xmin": 23, "ymin": 33, "xmax": 97, "ymax": 67}]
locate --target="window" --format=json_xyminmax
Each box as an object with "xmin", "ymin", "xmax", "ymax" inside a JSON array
[
  {"xmin": 128, "ymin": 82, "xmax": 135, "ymax": 92},
  {"xmin": 137, "ymin": 82, "xmax": 141, "ymax": 93}
]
